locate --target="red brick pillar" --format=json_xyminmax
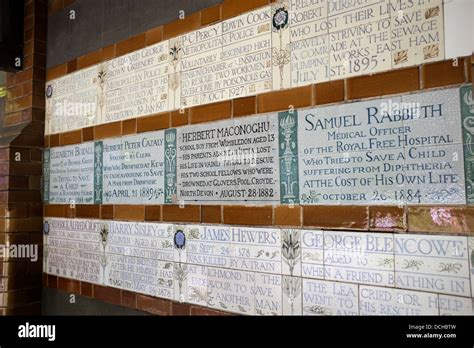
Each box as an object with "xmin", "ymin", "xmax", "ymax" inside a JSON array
[{"xmin": 0, "ymin": 0, "xmax": 47, "ymax": 315}]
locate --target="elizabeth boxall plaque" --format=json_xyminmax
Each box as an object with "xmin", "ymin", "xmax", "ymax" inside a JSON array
[{"xmin": 47, "ymin": 142, "xmax": 95, "ymax": 204}]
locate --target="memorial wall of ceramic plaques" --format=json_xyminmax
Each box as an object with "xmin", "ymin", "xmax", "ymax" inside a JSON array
[
  {"xmin": 42, "ymin": 0, "xmax": 473, "ymax": 316},
  {"xmin": 44, "ymin": 0, "xmax": 447, "ymax": 135},
  {"xmin": 43, "ymin": 86, "xmax": 474, "ymax": 206},
  {"xmin": 43, "ymin": 217, "xmax": 474, "ymax": 315}
]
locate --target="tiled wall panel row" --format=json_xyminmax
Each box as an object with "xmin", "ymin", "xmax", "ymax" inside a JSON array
[
  {"xmin": 43, "ymin": 86, "xmax": 474, "ymax": 206},
  {"xmin": 43, "ymin": 217, "xmax": 474, "ymax": 315},
  {"xmin": 44, "ymin": 0, "xmax": 449, "ymax": 135}
]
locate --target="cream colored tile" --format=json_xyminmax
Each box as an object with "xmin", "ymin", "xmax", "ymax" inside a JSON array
[
  {"xmin": 105, "ymin": 221, "xmax": 174, "ymax": 262},
  {"xmin": 395, "ymin": 234, "xmax": 470, "ymax": 297},
  {"xmin": 105, "ymin": 41, "xmax": 169, "ymax": 123},
  {"xmin": 221, "ymin": 6, "xmax": 273, "ymax": 101},
  {"xmin": 105, "ymin": 254, "xmax": 174, "ymax": 299},
  {"xmin": 359, "ymin": 285, "xmax": 439, "ymax": 315},
  {"xmin": 390, "ymin": 2, "xmax": 444, "ymax": 68},
  {"xmin": 207, "ymin": 266, "xmax": 255, "ymax": 315},
  {"xmin": 186, "ymin": 225, "xmax": 231, "ymax": 268},
  {"xmin": 324, "ymin": 230, "xmax": 395, "ymax": 287},
  {"xmin": 329, "ymin": 17, "xmax": 392, "ymax": 80},
  {"xmin": 254, "ymin": 272, "xmax": 282, "ymax": 315},
  {"xmin": 439, "ymin": 295, "xmax": 473, "ymax": 315},
  {"xmin": 300, "ymin": 229, "xmax": 324, "ymax": 279},
  {"xmin": 44, "ymin": 218, "xmax": 102, "ymax": 285},
  {"xmin": 229, "ymin": 226, "xmax": 282, "ymax": 274},
  {"xmin": 46, "ymin": 65, "xmax": 102, "ymax": 135},
  {"xmin": 282, "ymin": 275, "xmax": 303, "ymax": 315},
  {"xmin": 303, "ymin": 278, "xmax": 359, "ymax": 315}
]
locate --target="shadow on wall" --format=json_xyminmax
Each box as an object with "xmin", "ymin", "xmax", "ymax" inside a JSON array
[
  {"xmin": 47, "ymin": 0, "xmax": 223, "ymax": 68},
  {"xmin": 42, "ymin": 288, "xmax": 150, "ymax": 315}
]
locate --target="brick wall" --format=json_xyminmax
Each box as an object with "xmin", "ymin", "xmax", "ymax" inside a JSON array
[
  {"xmin": 0, "ymin": 0, "xmax": 47, "ymax": 315},
  {"xmin": 40, "ymin": 0, "xmax": 474, "ymax": 316}
]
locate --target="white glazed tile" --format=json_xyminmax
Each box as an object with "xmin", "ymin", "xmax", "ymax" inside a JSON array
[
  {"xmin": 45, "ymin": 218, "xmax": 102, "ymax": 284},
  {"xmin": 229, "ymin": 226, "xmax": 281, "ymax": 274},
  {"xmin": 300, "ymin": 229, "xmax": 324, "ymax": 279},
  {"xmin": 48, "ymin": 142, "xmax": 95, "ymax": 204},
  {"xmin": 324, "ymin": 231, "xmax": 395, "ymax": 287},
  {"xmin": 399, "ymin": 88, "xmax": 465, "ymax": 205},
  {"xmin": 328, "ymin": 0, "xmax": 390, "ymax": 31},
  {"xmin": 289, "ymin": 0, "xmax": 328, "ymax": 42},
  {"xmin": 106, "ymin": 221, "xmax": 174, "ymax": 262},
  {"xmin": 181, "ymin": 23, "xmax": 223, "ymax": 71},
  {"xmin": 221, "ymin": 6, "xmax": 273, "ymax": 101},
  {"xmin": 389, "ymin": 0, "xmax": 443, "ymax": 13},
  {"xmin": 395, "ymin": 234, "xmax": 470, "ymax": 297},
  {"xmin": 105, "ymin": 254, "xmax": 173, "ymax": 300},
  {"xmin": 168, "ymin": 71, "xmax": 181, "ymax": 111},
  {"xmin": 302, "ymin": 278, "xmax": 359, "ymax": 315},
  {"xmin": 180, "ymin": 23, "xmax": 223, "ymax": 108},
  {"xmin": 105, "ymin": 41, "xmax": 169, "ymax": 123},
  {"xmin": 359, "ymin": 285, "xmax": 439, "ymax": 315},
  {"xmin": 328, "ymin": 17, "xmax": 392, "ymax": 80},
  {"xmin": 296, "ymin": 89, "xmax": 469, "ymax": 205},
  {"xmin": 281, "ymin": 228, "xmax": 302, "ymax": 277},
  {"xmin": 438, "ymin": 295, "xmax": 473, "ymax": 316},
  {"xmin": 169, "ymin": 36, "xmax": 183, "ymax": 74},
  {"xmin": 185, "ymin": 264, "xmax": 209, "ymax": 307},
  {"xmin": 282, "ymin": 275, "xmax": 303, "ymax": 315},
  {"xmin": 297, "ymin": 98, "xmax": 402, "ymax": 200},
  {"xmin": 443, "ymin": 0, "xmax": 474, "ymax": 59},
  {"xmin": 254, "ymin": 272, "xmax": 282, "ymax": 316},
  {"xmin": 173, "ymin": 262, "xmax": 190, "ymax": 304},
  {"xmin": 168, "ymin": 36, "xmax": 183, "ymax": 110},
  {"xmin": 298, "ymin": 154, "xmax": 341, "ymax": 204},
  {"xmin": 290, "ymin": 30, "xmax": 330, "ymax": 87},
  {"xmin": 288, "ymin": 0, "xmax": 329, "ymax": 86},
  {"xmin": 176, "ymin": 119, "xmax": 232, "ymax": 204},
  {"xmin": 186, "ymin": 225, "xmax": 231, "ymax": 268},
  {"xmin": 102, "ymin": 131, "xmax": 166, "ymax": 204},
  {"xmin": 207, "ymin": 266, "xmax": 255, "ymax": 315},
  {"xmin": 46, "ymin": 64, "xmax": 103, "ymax": 135},
  {"xmin": 390, "ymin": 1, "xmax": 444, "ymax": 68}
]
